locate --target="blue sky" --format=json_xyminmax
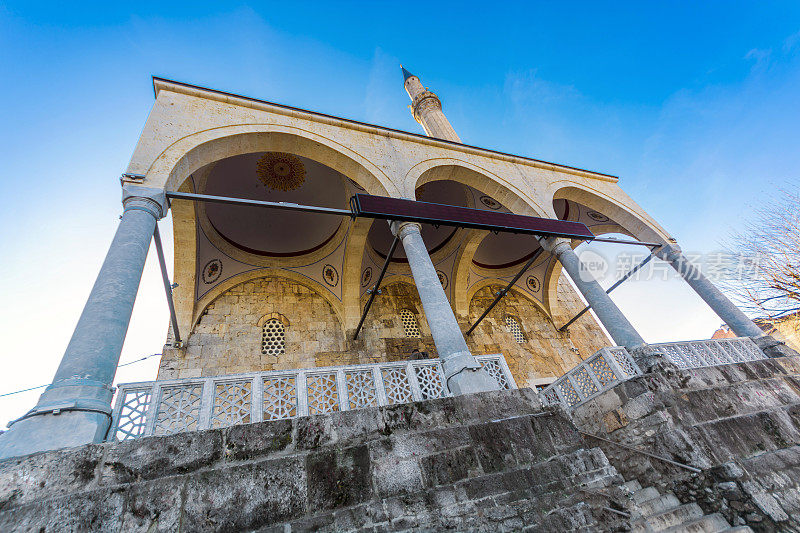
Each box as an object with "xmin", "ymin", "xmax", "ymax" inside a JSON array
[{"xmin": 1, "ymin": 2, "xmax": 799, "ymax": 423}]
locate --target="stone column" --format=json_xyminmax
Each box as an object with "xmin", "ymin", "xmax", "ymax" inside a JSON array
[
  {"xmin": 0, "ymin": 185, "xmax": 167, "ymax": 460},
  {"xmin": 543, "ymin": 237, "xmax": 646, "ymax": 349},
  {"xmin": 391, "ymin": 221, "xmax": 499, "ymax": 394},
  {"xmin": 654, "ymin": 244, "xmax": 764, "ymax": 338}
]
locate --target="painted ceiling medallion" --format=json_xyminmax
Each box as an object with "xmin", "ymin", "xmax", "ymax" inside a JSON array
[
  {"xmin": 322, "ymin": 264, "xmax": 339, "ymax": 287},
  {"xmin": 256, "ymin": 152, "xmax": 306, "ymax": 192},
  {"xmin": 587, "ymin": 211, "xmax": 609, "ymax": 223},
  {"xmin": 202, "ymin": 259, "xmax": 223, "ymax": 284},
  {"xmin": 480, "ymin": 195, "xmax": 502, "ymax": 210}
]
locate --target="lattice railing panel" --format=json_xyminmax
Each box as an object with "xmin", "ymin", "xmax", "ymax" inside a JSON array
[
  {"xmin": 381, "ymin": 366, "xmax": 414, "ymax": 405},
  {"xmin": 113, "ymin": 388, "xmax": 151, "ymax": 441},
  {"xmin": 111, "ymin": 354, "xmax": 516, "ymax": 440},
  {"xmin": 479, "ymin": 358, "xmax": 510, "ymax": 390},
  {"xmin": 212, "ymin": 380, "xmax": 252, "ymax": 428},
  {"xmin": 586, "ymin": 355, "xmax": 616, "ymax": 386},
  {"xmin": 345, "ymin": 370, "xmax": 378, "ymax": 410},
  {"xmin": 414, "ymin": 364, "xmax": 447, "ymax": 400},
  {"xmin": 538, "ymin": 338, "xmax": 769, "ymax": 410},
  {"xmin": 154, "ymin": 384, "xmax": 203, "ymax": 436},
  {"xmin": 263, "ymin": 375, "xmax": 298, "ymax": 420},
  {"xmin": 307, "ymin": 373, "xmax": 340, "ymax": 415}
]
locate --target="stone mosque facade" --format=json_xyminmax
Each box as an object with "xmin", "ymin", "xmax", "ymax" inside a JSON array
[
  {"xmin": 151, "ymin": 69, "xmax": 667, "ymax": 388},
  {"xmin": 3, "ymin": 67, "xmax": 800, "ymax": 532}
]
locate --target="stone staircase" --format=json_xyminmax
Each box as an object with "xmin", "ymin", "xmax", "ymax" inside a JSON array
[{"xmin": 619, "ymin": 480, "xmax": 751, "ymax": 533}]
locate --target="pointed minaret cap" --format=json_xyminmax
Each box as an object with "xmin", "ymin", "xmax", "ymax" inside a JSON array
[{"xmin": 401, "ymin": 65, "xmax": 415, "ymax": 82}]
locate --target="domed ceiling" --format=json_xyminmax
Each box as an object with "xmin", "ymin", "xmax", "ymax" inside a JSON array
[{"xmin": 201, "ymin": 153, "xmax": 347, "ymax": 257}]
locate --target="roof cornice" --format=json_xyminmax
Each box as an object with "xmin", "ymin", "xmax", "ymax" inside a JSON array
[{"xmin": 151, "ymin": 76, "xmax": 619, "ymax": 183}]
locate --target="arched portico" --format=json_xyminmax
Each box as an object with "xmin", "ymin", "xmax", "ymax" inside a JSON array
[{"xmin": 143, "ymin": 125, "xmax": 399, "ymax": 197}]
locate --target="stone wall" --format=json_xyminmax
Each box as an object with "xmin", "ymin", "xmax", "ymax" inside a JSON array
[
  {"xmin": 465, "ymin": 277, "xmax": 608, "ymax": 384},
  {"xmin": 0, "ymin": 389, "xmax": 630, "ymax": 532},
  {"xmin": 160, "ymin": 276, "xmax": 605, "ymax": 389},
  {"xmin": 158, "ymin": 277, "xmax": 347, "ymax": 379},
  {"xmin": 571, "ymin": 355, "xmax": 800, "ymax": 531}
]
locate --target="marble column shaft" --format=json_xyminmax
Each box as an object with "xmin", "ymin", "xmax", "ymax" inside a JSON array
[
  {"xmin": 655, "ymin": 244, "xmax": 764, "ymax": 338},
  {"xmin": 0, "ymin": 185, "xmax": 167, "ymax": 460},
  {"xmin": 545, "ymin": 238, "xmax": 646, "ymax": 349},
  {"xmin": 391, "ymin": 221, "xmax": 499, "ymax": 395}
]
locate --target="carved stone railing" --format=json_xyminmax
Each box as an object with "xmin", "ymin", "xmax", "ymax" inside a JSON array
[
  {"xmin": 109, "ymin": 354, "xmax": 516, "ymax": 441},
  {"xmin": 538, "ymin": 347, "xmax": 642, "ymax": 408},
  {"xmin": 539, "ymin": 337, "xmax": 768, "ymax": 410},
  {"xmin": 651, "ymin": 337, "xmax": 765, "ymax": 369}
]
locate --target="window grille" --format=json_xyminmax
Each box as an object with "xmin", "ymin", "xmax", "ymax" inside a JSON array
[
  {"xmin": 261, "ymin": 318, "xmax": 286, "ymax": 356},
  {"xmin": 505, "ymin": 316, "xmax": 524, "ymax": 344},
  {"xmin": 400, "ymin": 309, "xmax": 421, "ymax": 338}
]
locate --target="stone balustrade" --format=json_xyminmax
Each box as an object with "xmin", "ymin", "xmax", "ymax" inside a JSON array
[
  {"xmin": 110, "ymin": 355, "xmax": 515, "ymax": 441},
  {"xmin": 539, "ymin": 337, "xmax": 767, "ymax": 409}
]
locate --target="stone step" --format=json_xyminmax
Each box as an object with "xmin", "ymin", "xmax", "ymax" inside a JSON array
[
  {"xmin": 661, "ymin": 513, "xmax": 732, "ymax": 533},
  {"xmin": 621, "ymin": 479, "xmax": 642, "ymax": 492},
  {"xmin": 720, "ymin": 527, "xmax": 754, "ymax": 532},
  {"xmin": 631, "ymin": 502, "xmax": 704, "ymax": 532},
  {"xmin": 631, "ymin": 487, "xmax": 661, "ymax": 505},
  {"xmin": 632, "ymin": 493, "xmax": 681, "ymax": 518}
]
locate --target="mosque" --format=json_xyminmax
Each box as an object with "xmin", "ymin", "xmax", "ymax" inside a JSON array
[{"xmin": 1, "ymin": 67, "xmax": 797, "ymax": 532}]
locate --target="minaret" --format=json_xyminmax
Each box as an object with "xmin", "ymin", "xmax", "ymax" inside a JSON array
[{"xmin": 402, "ymin": 66, "xmax": 462, "ymax": 143}]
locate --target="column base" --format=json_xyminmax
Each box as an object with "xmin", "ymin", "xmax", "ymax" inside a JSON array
[
  {"xmin": 752, "ymin": 335, "xmax": 800, "ymax": 358},
  {"xmin": 627, "ymin": 344, "xmax": 678, "ymax": 374},
  {"xmin": 442, "ymin": 353, "xmax": 501, "ymax": 395},
  {"xmin": 0, "ymin": 410, "xmax": 110, "ymax": 461}
]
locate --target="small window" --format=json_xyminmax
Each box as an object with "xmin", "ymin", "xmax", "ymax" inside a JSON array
[
  {"xmin": 400, "ymin": 309, "xmax": 421, "ymax": 338},
  {"xmin": 261, "ymin": 318, "xmax": 286, "ymax": 356},
  {"xmin": 505, "ymin": 316, "xmax": 524, "ymax": 344}
]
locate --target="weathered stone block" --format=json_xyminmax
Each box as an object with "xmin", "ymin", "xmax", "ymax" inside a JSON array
[
  {"xmin": 0, "ymin": 443, "xmax": 104, "ymax": 511},
  {"xmin": 182, "ymin": 457, "xmax": 306, "ymax": 532},
  {"xmin": 102, "ymin": 429, "xmax": 223, "ymax": 484},
  {"xmin": 223, "ymin": 419, "xmax": 293, "ymax": 461},
  {"xmin": 306, "ymin": 445, "xmax": 371, "ymax": 513}
]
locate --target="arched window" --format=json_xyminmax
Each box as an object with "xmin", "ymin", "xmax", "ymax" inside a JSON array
[
  {"xmin": 400, "ymin": 309, "xmax": 421, "ymax": 338},
  {"xmin": 505, "ymin": 316, "xmax": 524, "ymax": 344},
  {"xmin": 261, "ymin": 318, "xmax": 286, "ymax": 356}
]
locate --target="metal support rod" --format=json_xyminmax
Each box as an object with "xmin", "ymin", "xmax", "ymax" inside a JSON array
[
  {"xmin": 153, "ymin": 224, "xmax": 182, "ymax": 345},
  {"xmin": 559, "ymin": 254, "xmax": 654, "ymax": 332},
  {"xmin": 353, "ymin": 234, "xmax": 400, "ymax": 340},
  {"xmin": 166, "ymin": 191, "xmax": 353, "ymax": 217},
  {"xmin": 591, "ymin": 236, "xmax": 660, "ymax": 247},
  {"xmin": 580, "ymin": 431, "xmax": 702, "ymax": 473},
  {"xmin": 466, "ymin": 248, "xmax": 543, "ymax": 336},
  {"xmin": 168, "ymin": 191, "xmax": 661, "ymax": 247}
]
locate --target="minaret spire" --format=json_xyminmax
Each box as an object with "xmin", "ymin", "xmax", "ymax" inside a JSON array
[{"xmin": 401, "ymin": 65, "xmax": 462, "ymax": 143}]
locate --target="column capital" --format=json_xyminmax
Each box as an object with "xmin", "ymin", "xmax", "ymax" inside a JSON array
[
  {"xmin": 653, "ymin": 243, "xmax": 682, "ymax": 261},
  {"xmin": 538, "ymin": 236, "xmax": 573, "ymax": 257},
  {"xmin": 389, "ymin": 220, "xmax": 423, "ymax": 240},
  {"xmin": 122, "ymin": 184, "xmax": 168, "ymax": 220}
]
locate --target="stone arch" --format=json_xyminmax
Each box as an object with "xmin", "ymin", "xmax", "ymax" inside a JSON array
[
  {"xmin": 543, "ymin": 184, "xmax": 673, "ymax": 320},
  {"xmin": 407, "ymin": 158, "xmax": 547, "ymax": 216},
  {"xmin": 257, "ymin": 312, "xmax": 290, "ymax": 328},
  {"xmin": 193, "ymin": 269, "xmax": 346, "ymax": 332},
  {"xmin": 550, "ymin": 185, "xmax": 671, "ymax": 243},
  {"xmin": 406, "ymin": 160, "xmax": 552, "ymax": 320},
  {"xmin": 153, "ymin": 126, "xmax": 397, "ymax": 346},
  {"xmin": 464, "ymin": 277, "xmax": 552, "ymax": 321},
  {"xmin": 174, "ymin": 273, "xmax": 347, "ymax": 377},
  {"xmin": 142, "ymin": 124, "xmax": 398, "ymax": 197}
]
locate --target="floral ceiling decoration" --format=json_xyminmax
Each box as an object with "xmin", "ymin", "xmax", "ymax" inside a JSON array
[{"xmin": 256, "ymin": 152, "xmax": 306, "ymax": 192}]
